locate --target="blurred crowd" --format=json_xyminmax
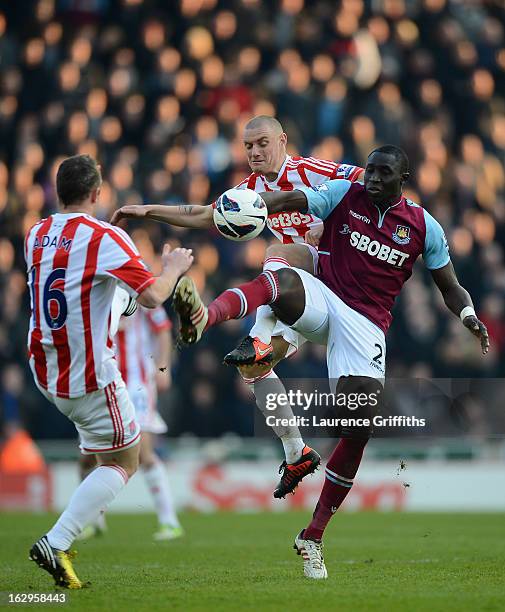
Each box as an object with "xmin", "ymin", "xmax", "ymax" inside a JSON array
[{"xmin": 1, "ymin": 0, "xmax": 504, "ymax": 442}]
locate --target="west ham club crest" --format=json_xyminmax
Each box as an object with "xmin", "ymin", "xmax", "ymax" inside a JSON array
[{"xmin": 392, "ymin": 225, "xmax": 411, "ymax": 245}]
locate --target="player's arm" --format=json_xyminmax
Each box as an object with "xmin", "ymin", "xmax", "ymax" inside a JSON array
[
  {"xmin": 111, "ymin": 204, "xmax": 214, "ymax": 229},
  {"xmin": 137, "ymin": 245, "xmax": 194, "ymax": 308},
  {"xmin": 261, "ymin": 179, "xmax": 353, "ymax": 218},
  {"xmin": 423, "ymin": 210, "xmax": 489, "ymax": 354},
  {"xmin": 102, "ymin": 228, "xmax": 193, "ymax": 308},
  {"xmin": 260, "ymin": 190, "xmax": 309, "ymax": 214},
  {"xmin": 430, "ymin": 263, "xmax": 489, "ymax": 355}
]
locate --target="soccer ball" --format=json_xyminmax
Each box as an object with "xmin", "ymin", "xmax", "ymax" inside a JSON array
[{"xmin": 213, "ymin": 188, "xmax": 268, "ymax": 241}]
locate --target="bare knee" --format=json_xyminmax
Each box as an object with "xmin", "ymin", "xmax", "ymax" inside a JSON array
[
  {"xmin": 139, "ymin": 441, "xmax": 156, "ymax": 469},
  {"xmin": 265, "ymin": 243, "xmax": 314, "ymax": 273},
  {"xmin": 265, "ymin": 243, "xmax": 290, "ymax": 260},
  {"xmin": 97, "ymin": 445, "xmax": 140, "ymax": 479}
]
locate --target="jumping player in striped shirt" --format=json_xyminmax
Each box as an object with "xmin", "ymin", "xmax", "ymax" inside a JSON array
[
  {"xmin": 26, "ymin": 155, "xmax": 193, "ymax": 588},
  {"xmin": 111, "ymin": 115, "xmax": 364, "ymax": 498},
  {"xmin": 171, "ymin": 145, "xmax": 489, "ymax": 579}
]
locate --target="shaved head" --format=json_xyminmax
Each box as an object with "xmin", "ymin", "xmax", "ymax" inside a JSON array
[
  {"xmin": 245, "ymin": 115, "xmax": 284, "ymax": 135},
  {"xmin": 243, "ymin": 116, "xmax": 287, "ymax": 179}
]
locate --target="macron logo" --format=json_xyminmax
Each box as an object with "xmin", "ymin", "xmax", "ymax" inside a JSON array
[{"xmin": 350, "ymin": 210, "xmax": 370, "ymax": 224}]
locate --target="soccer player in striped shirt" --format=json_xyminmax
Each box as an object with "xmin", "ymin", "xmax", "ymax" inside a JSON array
[
  {"xmin": 26, "ymin": 155, "xmax": 193, "ymax": 588},
  {"xmin": 111, "ymin": 116, "xmax": 364, "ymax": 498}
]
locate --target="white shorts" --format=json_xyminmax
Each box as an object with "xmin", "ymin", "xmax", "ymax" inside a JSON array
[
  {"xmin": 290, "ymin": 268, "xmax": 386, "ymax": 384},
  {"xmin": 270, "ymin": 243, "xmax": 319, "ymax": 357},
  {"xmin": 39, "ymin": 377, "xmax": 141, "ymax": 455},
  {"xmin": 128, "ymin": 383, "xmax": 168, "ymax": 435}
]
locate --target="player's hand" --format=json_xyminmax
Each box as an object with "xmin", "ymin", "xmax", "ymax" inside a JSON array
[
  {"xmin": 304, "ymin": 226, "xmax": 324, "ymax": 247},
  {"xmin": 110, "ymin": 205, "xmax": 147, "ymax": 226},
  {"xmin": 162, "ymin": 244, "xmax": 194, "ymax": 275},
  {"xmin": 463, "ymin": 315, "xmax": 490, "ymax": 355}
]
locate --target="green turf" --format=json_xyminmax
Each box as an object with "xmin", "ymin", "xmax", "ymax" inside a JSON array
[{"xmin": 2, "ymin": 511, "xmax": 505, "ymax": 611}]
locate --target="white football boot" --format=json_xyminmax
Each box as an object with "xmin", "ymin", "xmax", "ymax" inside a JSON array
[{"xmin": 293, "ymin": 530, "xmax": 328, "ymax": 579}]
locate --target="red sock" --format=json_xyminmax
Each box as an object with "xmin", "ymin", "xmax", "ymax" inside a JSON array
[
  {"xmin": 206, "ymin": 271, "xmax": 279, "ymax": 329},
  {"xmin": 303, "ymin": 438, "xmax": 368, "ymax": 541}
]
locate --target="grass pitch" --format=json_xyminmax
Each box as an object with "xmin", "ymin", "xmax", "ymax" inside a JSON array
[{"xmin": 2, "ymin": 511, "xmax": 505, "ymax": 611}]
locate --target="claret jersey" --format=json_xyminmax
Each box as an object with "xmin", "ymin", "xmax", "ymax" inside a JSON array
[{"xmin": 301, "ymin": 180, "xmax": 450, "ymax": 333}]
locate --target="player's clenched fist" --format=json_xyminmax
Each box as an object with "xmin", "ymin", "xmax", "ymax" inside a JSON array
[
  {"xmin": 462, "ymin": 315, "xmax": 490, "ymax": 355},
  {"xmin": 162, "ymin": 245, "xmax": 193, "ymax": 275},
  {"xmin": 110, "ymin": 205, "xmax": 147, "ymax": 225}
]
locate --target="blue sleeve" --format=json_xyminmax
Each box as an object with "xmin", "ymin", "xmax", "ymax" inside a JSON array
[
  {"xmin": 298, "ymin": 180, "xmax": 352, "ymax": 221},
  {"xmin": 423, "ymin": 210, "xmax": 450, "ymax": 270}
]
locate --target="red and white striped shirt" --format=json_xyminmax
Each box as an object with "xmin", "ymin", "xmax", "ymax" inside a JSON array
[
  {"xmin": 235, "ymin": 156, "xmax": 363, "ymax": 244},
  {"xmin": 115, "ymin": 306, "xmax": 171, "ymax": 392},
  {"xmin": 25, "ymin": 212, "xmax": 155, "ymax": 399}
]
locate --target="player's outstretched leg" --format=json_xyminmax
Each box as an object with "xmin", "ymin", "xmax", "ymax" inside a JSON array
[
  {"xmin": 174, "ymin": 268, "xmax": 305, "ymax": 346},
  {"xmin": 173, "ymin": 271, "xmax": 278, "ymax": 345}
]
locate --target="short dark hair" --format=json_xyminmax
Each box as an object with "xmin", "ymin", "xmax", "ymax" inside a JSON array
[
  {"xmin": 369, "ymin": 145, "xmax": 409, "ymax": 174},
  {"xmin": 56, "ymin": 154, "xmax": 101, "ymax": 207}
]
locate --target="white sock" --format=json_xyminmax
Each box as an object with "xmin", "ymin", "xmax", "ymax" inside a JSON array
[
  {"xmin": 280, "ymin": 436, "xmax": 306, "ymax": 464},
  {"xmin": 143, "ymin": 458, "xmax": 180, "ymax": 528},
  {"xmin": 47, "ymin": 465, "xmax": 128, "ymax": 550},
  {"xmin": 245, "ymin": 369, "xmax": 306, "ymax": 463},
  {"xmin": 95, "ymin": 511, "xmax": 107, "ymax": 531},
  {"xmin": 249, "ymin": 257, "xmax": 291, "ymax": 344}
]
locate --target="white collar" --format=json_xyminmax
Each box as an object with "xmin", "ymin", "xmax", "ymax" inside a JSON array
[
  {"xmin": 263, "ymin": 155, "xmax": 291, "ymax": 185},
  {"xmin": 52, "ymin": 212, "xmax": 88, "ymax": 219}
]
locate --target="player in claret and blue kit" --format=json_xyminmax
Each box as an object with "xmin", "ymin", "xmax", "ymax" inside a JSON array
[
  {"xmin": 112, "ymin": 115, "xmax": 364, "ymax": 498},
  {"xmin": 172, "ymin": 145, "xmax": 490, "ymax": 579}
]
